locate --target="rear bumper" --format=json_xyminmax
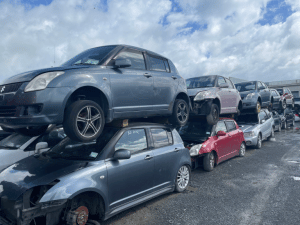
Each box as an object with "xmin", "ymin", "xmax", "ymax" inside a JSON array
[{"xmin": 0, "ymin": 85, "xmax": 71, "ymax": 129}]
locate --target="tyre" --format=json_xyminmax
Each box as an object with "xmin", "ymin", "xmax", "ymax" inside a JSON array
[
  {"xmin": 63, "ymin": 100, "xmax": 105, "ymax": 142},
  {"xmin": 278, "ymin": 123, "xmax": 281, "ymax": 132},
  {"xmin": 203, "ymin": 152, "xmax": 215, "ymax": 171},
  {"xmin": 169, "ymin": 99, "xmax": 189, "ymax": 127},
  {"xmin": 239, "ymin": 142, "xmax": 246, "ymax": 157},
  {"xmin": 255, "ymin": 133, "xmax": 262, "ymax": 149},
  {"xmin": 255, "ymin": 101, "xmax": 261, "ymax": 114},
  {"xmin": 206, "ymin": 104, "xmax": 219, "ymax": 125},
  {"xmin": 0, "ymin": 125, "xmax": 14, "ymax": 133},
  {"xmin": 15, "ymin": 125, "xmax": 48, "ymax": 136},
  {"xmin": 268, "ymin": 127, "xmax": 274, "ymax": 140},
  {"xmin": 281, "ymin": 100, "xmax": 287, "ymax": 110},
  {"xmin": 175, "ymin": 165, "xmax": 190, "ymax": 192},
  {"xmin": 282, "ymin": 121, "xmax": 287, "ymax": 129}
]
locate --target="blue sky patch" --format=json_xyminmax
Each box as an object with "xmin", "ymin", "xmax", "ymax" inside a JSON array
[{"xmin": 258, "ymin": 0, "xmax": 294, "ymax": 25}]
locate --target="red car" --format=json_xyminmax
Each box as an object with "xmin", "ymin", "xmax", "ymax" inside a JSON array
[
  {"xmin": 277, "ymin": 87, "xmax": 294, "ymax": 108},
  {"xmin": 179, "ymin": 118, "xmax": 246, "ymax": 171}
]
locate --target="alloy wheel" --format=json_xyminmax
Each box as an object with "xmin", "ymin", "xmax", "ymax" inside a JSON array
[
  {"xmin": 76, "ymin": 106, "xmax": 102, "ymax": 138},
  {"xmin": 209, "ymin": 153, "xmax": 215, "ymax": 168},
  {"xmin": 177, "ymin": 103, "xmax": 188, "ymax": 124},
  {"xmin": 257, "ymin": 135, "xmax": 262, "ymax": 148},
  {"xmin": 213, "ymin": 108, "xmax": 218, "ymax": 121},
  {"xmin": 177, "ymin": 165, "xmax": 190, "ymax": 189},
  {"xmin": 256, "ymin": 102, "xmax": 261, "ymax": 113},
  {"xmin": 240, "ymin": 143, "xmax": 246, "ymax": 156}
]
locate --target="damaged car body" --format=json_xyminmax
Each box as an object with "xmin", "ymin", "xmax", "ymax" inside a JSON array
[
  {"xmin": 186, "ymin": 75, "xmax": 242, "ymax": 125},
  {"xmin": 0, "ymin": 123, "xmax": 191, "ymax": 225}
]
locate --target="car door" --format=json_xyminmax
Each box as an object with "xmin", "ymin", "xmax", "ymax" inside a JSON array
[
  {"xmin": 271, "ymin": 90, "xmax": 281, "ymax": 109},
  {"xmin": 217, "ymin": 77, "xmax": 231, "ymax": 114},
  {"xmin": 150, "ymin": 128, "xmax": 181, "ymax": 190},
  {"xmin": 225, "ymin": 78, "xmax": 240, "ymax": 113},
  {"xmin": 106, "ymin": 128, "xmax": 155, "ymax": 209},
  {"xmin": 214, "ymin": 121, "xmax": 231, "ymax": 161},
  {"xmin": 224, "ymin": 120, "xmax": 241, "ymax": 155},
  {"xmin": 258, "ymin": 111, "xmax": 268, "ymax": 139},
  {"xmin": 109, "ymin": 49, "xmax": 154, "ymax": 117},
  {"xmin": 257, "ymin": 82, "xmax": 267, "ymax": 105},
  {"xmin": 265, "ymin": 110, "xmax": 273, "ymax": 137},
  {"xmin": 146, "ymin": 54, "xmax": 178, "ymax": 113},
  {"xmin": 262, "ymin": 82, "xmax": 271, "ymax": 103}
]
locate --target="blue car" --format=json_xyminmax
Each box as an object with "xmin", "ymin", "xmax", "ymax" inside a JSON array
[
  {"xmin": 0, "ymin": 123, "xmax": 191, "ymax": 225},
  {"xmin": 235, "ymin": 81, "xmax": 271, "ymax": 113},
  {"xmin": 0, "ymin": 45, "xmax": 190, "ymax": 142}
]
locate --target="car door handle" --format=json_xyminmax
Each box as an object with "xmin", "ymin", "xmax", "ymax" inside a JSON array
[
  {"xmin": 144, "ymin": 155, "xmax": 153, "ymax": 160},
  {"xmin": 144, "ymin": 73, "xmax": 152, "ymax": 78},
  {"xmin": 174, "ymin": 148, "xmax": 180, "ymax": 152},
  {"xmin": 171, "ymin": 76, "xmax": 177, "ymax": 80}
]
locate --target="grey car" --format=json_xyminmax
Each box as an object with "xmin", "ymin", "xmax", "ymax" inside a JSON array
[
  {"xmin": 235, "ymin": 81, "xmax": 271, "ymax": 113},
  {"xmin": 0, "ymin": 123, "xmax": 191, "ymax": 225},
  {"xmin": 0, "ymin": 45, "xmax": 190, "ymax": 142},
  {"xmin": 237, "ymin": 109, "xmax": 275, "ymax": 148},
  {"xmin": 186, "ymin": 75, "xmax": 242, "ymax": 125}
]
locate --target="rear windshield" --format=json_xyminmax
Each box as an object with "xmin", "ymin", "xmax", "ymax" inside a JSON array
[
  {"xmin": 235, "ymin": 82, "xmax": 256, "ymax": 92},
  {"xmin": 186, "ymin": 76, "xmax": 216, "ymax": 89},
  {"xmin": 179, "ymin": 121, "xmax": 213, "ymax": 140},
  {"xmin": 236, "ymin": 114, "xmax": 259, "ymax": 124}
]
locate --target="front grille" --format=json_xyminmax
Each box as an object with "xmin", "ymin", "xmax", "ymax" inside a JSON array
[
  {"xmin": 0, "ymin": 106, "xmax": 17, "ymax": 117},
  {"xmin": 0, "ymin": 83, "xmax": 23, "ymax": 94}
]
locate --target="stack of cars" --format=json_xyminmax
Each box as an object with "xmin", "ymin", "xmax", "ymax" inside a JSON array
[{"xmin": 0, "ymin": 44, "xmax": 297, "ymax": 225}]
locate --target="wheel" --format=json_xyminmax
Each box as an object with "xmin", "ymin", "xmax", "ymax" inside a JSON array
[
  {"xmin": 239, "ymin": 142, "xmax": 246, "ymax": 157},
  {"xmin": 15, "ymin": 125, "xmax": 48, "ymax": 136},
  {"xmin": 63, "ymin": 100, "xmax": 105, "ymax": 142},
  {"xmin": 66, "ymin": 205, "xmax": 89, "ymax": 225},
  {"xmin": 278, "ymin": 123, "xmax": 281, "ymax": 132},
  {"xmin": 0, "ymin": 125, "xmax": 14, "ymax": 133},
  {"xmin": 206, "ymin": 104, "xmax": 219, "ymax": 125},
  {"xmin": 281, "ymin": 100, "xmax": 287, "ymax": 110},
  {"xmin": 255, "ymin": 134, "xmax": 262, "ymax": 149},
  {"xmin": 175, "ymin": 165, "xmax": 190, "ymax": 192},
  {"xmin": 268, "ymin": 127, "xmax": 274, "ymax": 140},
  {"xmin": 203, "ymin": 152, "xmax": 215, "ymax": 171},
  {"xmin": 169, "ymin": 99, "xmax": 189, "ymax": 127},
  {"xmin": 282, "ymin": 121, "xmax": 287, "ymax": 129},
  {"xmin": 255, "ymin": 101, "xmax": 261, "ymax": 114}
]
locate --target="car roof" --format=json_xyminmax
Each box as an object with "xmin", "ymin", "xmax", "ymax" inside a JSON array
[{"xmin": 107, "ymin": 122, "xmax": 172, "ymax": 129}]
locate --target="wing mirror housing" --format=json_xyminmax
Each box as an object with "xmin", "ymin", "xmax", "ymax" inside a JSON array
[
  {"xmin": 34, "ymin": 142, "xmax": 48, "ymax": 154},
  {"xmin": 115, "ymin": 59, "xmax": 132, "ymax": 68},
  {"xmin": 261, "ymin": 119, "xmax": 266, "ymax": 124},
  {"xmin": 219, "ymin": 83, "xmax": 229, "ymax": 88},
  {"xmin": 113, "ymin": 149, "xmax": 131, "ymax": 160},
  {"xmin": 217, "ymin": 131, "xmax": 226, "ymax": 136}
]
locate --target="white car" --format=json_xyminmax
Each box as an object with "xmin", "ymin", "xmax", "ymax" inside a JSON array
[{"xmin": 0, "ymin": 127, "xmax": 65, "ymax": 171}]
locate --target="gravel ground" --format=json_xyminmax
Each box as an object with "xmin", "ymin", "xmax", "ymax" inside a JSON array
[{"xmin": 102, "ymin": 123, "xmax": 300, "ymax": 225}]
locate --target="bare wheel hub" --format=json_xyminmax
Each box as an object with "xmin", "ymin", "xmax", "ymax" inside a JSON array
[{"xmin": 66, "ymin": 206, "xmax": 89, "ymax": 225}]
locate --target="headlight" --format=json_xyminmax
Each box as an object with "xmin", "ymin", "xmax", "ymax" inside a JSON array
[
  {"xmin": 245, "ymin": 93, "xmax": 255, "ymax": 99},
  {"xmin": 194, "ymin": 91, "xmax": 212, "ymax": 101},
  {"xmin": 25, "ymin": 71, "xmax": 65, "ymax": 92},
  {"xmin": 244, "ymin": 131, "xmax": 255, "ymax": 137},
  {"xmin": 189, "ymin": 144, "xmax": 202, "ymax": 156}
]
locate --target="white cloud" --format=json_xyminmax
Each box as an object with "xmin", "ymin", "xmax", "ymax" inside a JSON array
[{"xmin": 0, "ymin": 0, "xmax": 299, "ymax": 83}]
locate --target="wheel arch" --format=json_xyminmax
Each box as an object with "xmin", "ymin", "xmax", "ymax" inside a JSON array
[
  {"xmin": 212, "ymin": 98, "xmax": 221, "ymax": 112},
  {"xmin": 174, "ymin": 92, "xmax": 191, "ymax": 110},
  {"xmin": 211, "ymin": 150, "xmax": 218, "ymax": 164}
]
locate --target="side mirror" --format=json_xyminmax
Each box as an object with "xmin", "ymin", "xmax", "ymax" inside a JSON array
[
  {"xmin": 35, "ymin": 142, "xmax": 48, "ymax": 153},
  {"xmin": 261, "ymin": 119, "xmax": 266, "ymax": 124},
  {"xmin": 219, "ymin": 83, "xmax": 229, "ymax": 88},
  {"xmin": 115, "ymin": 59, "xmax": 131, "ymax": 68},
  {"xmin": 217, "ymin": 131, "xmax": 226, "ymax": 136},
  {"xmin": 113, "ymin": 149, "xmax": 131, "ymax": 160}
]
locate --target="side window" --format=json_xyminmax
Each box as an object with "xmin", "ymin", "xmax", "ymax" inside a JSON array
[
  {"xmin": 271, "ymin": 90, "xmax": 278, "ymax": 96},
  {"xmin": 115, "ymin": 51, "xmax": 146, "ymax": 70},
  {"xmin": 148, "ymin": 55, "xmax": 167, "ymax": 72},
  {"xmin": 217, "ymin": 77, "xmax": 226, "ymax": 86},
  {"xmin": 215, "ymin": 121, "xmax": 227, "ymax": 133},
  {"xmin": 164, "ymin": 60, "xmax": 170, "ymax": 72},
  {"xmin": 168, "ymin": 60, "xmax": 178, "ymax": 73},
  {"xmin": 258, "ymin": 82, "xmax": 264, "ymax": 90},
  {"xmin": 225, "ymin": 78, "xmax": 234, "ymax": 89},
  {"xmin": 115, "ymin": 129, "xmax": 147, "ymax": 154},
  {"xmin": 151, "ymin": 128, "xmax": 173, "ymax": 148},
  {"xmin": 225, "ymin": 121, "xmax": 236, "ymax": 132}
]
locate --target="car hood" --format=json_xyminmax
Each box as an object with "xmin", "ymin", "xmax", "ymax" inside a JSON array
[
  {"xmin": 0, "ymin": 155, "xmax": 87, "ymax": 201},
  {"xmin": 239, "ymin": 124, "xmax": 259, "ymax": 132},
  {"xmin": 239, "ymin": 90, "xmax": 256, "ymax": 98},
  {"xmin": 1, "ymin": 65, "xmax": 90, "ymax": 85},
  {"xmin": 187, "ymin": 87, "xmax": 214, "ymax": 97}
]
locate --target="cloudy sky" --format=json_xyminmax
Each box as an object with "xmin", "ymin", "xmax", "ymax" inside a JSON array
[{"xmin": 0, "ymin": 0, "xmax": 299, "ymax": 83}]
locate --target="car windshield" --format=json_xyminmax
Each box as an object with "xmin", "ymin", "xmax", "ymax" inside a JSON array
[
  {"xmin": 0, "ymin": 133, "xmax": 33, "ymax": 150},
  {"xmin": 236, "ymin": 114, "xmax": 259, "ymax": 124},
  {"xmin": 235, "ymin": 82, "xmax": 256, "ymax": 92},
  {"xmin": 277, "ymin": 89, "xmax": 283, "ymax": 95},
  {"xmin": 61, "ymin": 46, "xmax": 116, "ymax": 66},
  {"xmin": 179, "ymin": 121, "xmax": 213, "ymax": 140},
  {"xmin": 186, "ymin": 76, "xmax": 216, "ymax": 89},
  {"xmin": 46, "ymin": 127, "xmax": 119, "ymax": 160}
]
